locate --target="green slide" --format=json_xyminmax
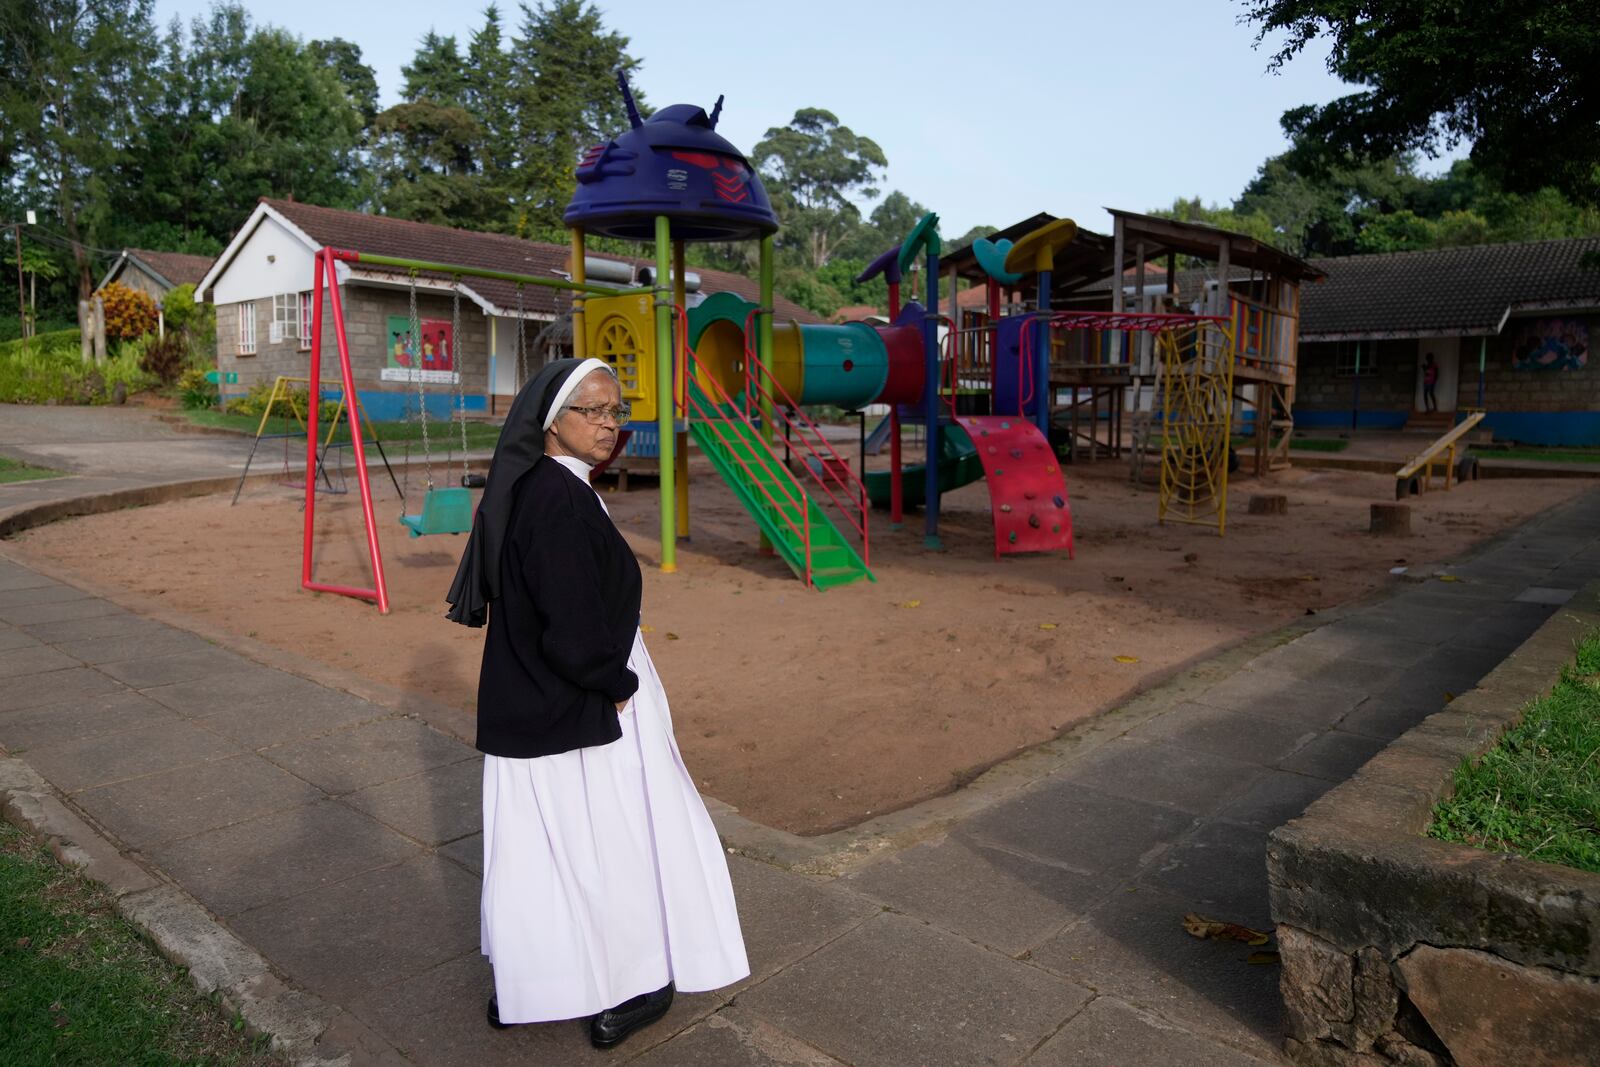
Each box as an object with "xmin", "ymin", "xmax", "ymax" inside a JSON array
[
  {"xmin": 687, "ymin": 381, "xmax": 872, "ymax": 590},
  {"xmin": 865, "ymin": 423, "xmax": 986, "ymax": 509}
]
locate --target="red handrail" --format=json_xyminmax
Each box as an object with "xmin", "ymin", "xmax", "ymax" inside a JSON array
[{"xmin": 734, "ymin": 308, "xmax": 871, "ymax": 566}]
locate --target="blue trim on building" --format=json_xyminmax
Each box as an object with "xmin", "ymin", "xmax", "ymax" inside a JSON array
[
  {"xmin": 1479, "ymin": 411, "xmax": 1600, "ymax": 447},
  {"xmin": 320, "ymin": 391, "xmax": 488, "ymax": 422},
  {"xmin": 1293, "ymin": 408, "xmax": 1410, "ymax": 431}
]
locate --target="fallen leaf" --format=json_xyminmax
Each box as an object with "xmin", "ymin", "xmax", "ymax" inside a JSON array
[
  {"xmin": 1437, "ymin": 574, "xmax": 1462, "ymax": 583},
  {"xmin": 1297, "ymin": 575, "xmax": 1317, "ymax": 582},
  {"xmin": 1039, "ymin": 623, "xmax": 1057, "ymax": 630},
  {"xmin": 640, "ymin": 623, "xmax": 655, "ymax": 633},
  {"xmin": 1114, "ymin": 655, "xmax": 1140, "ymax": 664},
  {"xmin": 900, "ymin": 599, "xmax": 922, "ymax": 609},
  {"xmin": 1105, "ymin": 575, "xmax": 1126, "ymax": 583},
  {"xmin": 1247, "ymin": 950, "xmax": 1281, "ymax": 965},
  {"xmin": 665, "ymin": 632, "xmax": 680, "ymax": 641},
  {"xmin": 1183, "ymin": 553, "xmax": 1199, "ymax": 563},
  {"xmin": 1182, "ymin": 913, "xmax": 1271, "ymax": 946}
]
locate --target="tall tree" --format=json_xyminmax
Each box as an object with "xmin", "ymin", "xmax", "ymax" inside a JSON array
[
  {"xmin": 309, "ymin": 37, "xmax": 380, "ymax": 129},
  {"xmin": 0, "ymin": 0, "xmax": 161, "ymax": 296},
  {"xmin": 402, "ymin": 30, "xmax": 469, "ymax": 109},
  {"xmin": 754, "ymin": 109, "xmax": 887, "ymax": 269},
  {"xmin": 466, "ymin": 6, "xmax": 518, "ymax": 185},
  {"xmin": 1243, "ymin": 0, "xmax": 1600, "ymax": 205},
  {"xmin": 508, "ymin": 0, "xmax": 645, "ymax": 239}
]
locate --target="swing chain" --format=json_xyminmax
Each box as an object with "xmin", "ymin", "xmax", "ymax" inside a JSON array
[
  {"xmin": 452, "ymin": 277, "xmax": 469, "ymax": 484},
  {"xmin": 408, "ymin": 270, "xmax": 433, "ymax": 492}
]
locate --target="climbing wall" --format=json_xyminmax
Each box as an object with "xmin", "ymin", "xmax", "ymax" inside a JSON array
[{"xmin": 956, "ymin": 415, "xmax": 1074, "ymax": 559}]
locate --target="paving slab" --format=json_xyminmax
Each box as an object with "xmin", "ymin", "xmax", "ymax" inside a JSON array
[
  {"xmin": 141, "ymin": 665, "xmax": 335, "ymax": 718},
  {"xmin": 19, "ymin": 612, "xmax": 172, "ymax": 644},
  {"xmin": 97, "ymin": 646, "xmax": 257, "ymax": 689},
  {"xmin": 0, "ymin": 596, "xmax": 126, "ymax": 626},
  {"xmin": 724, "ymin": 856, "xmax": 879, "ymax": 986},
  {"xmin": 20, "ymin": 714, "xmax": 240, "ymax": 792},
  {"xmin": 1028, "ymin": 886, "xmax": 1283, "ymax": 1059},
  {"xmin": 228, "ymin": 855, "xmax": 480, "ymax": 1004},
  {"xmin": 0, "ymin": 643, "xmax": 81, "ymax": 678},
  {"xmin": 0, "ymin": 568, "xmax": 60, "ymax": 592},
  {"xmin": 1274, "ymin": 729, "xmax": 1390, "ymax": 783},
  {"xmin": 1057, "ymin": 738, "xmax": 1261, "ymax": 816},
  {"xmin": 633, "ymin": 1006, "xmax": 847, "ymax": 1066},
  {"xmin": 0, "ymin": 581, "xmax": 92, "ymax": 608},
  {"xmin": 0, "ymin": 624, "xmax": 43, "ymax": 652},
  {"xmin": 0, "ymin": 690, "xmax": 181, "ymax": 751},
  {"xmin": 1126, "ymin": 704, "xmax": 1319, "ymax": 768},
  {"xmin": 147, "ymin": 799, "xmax": 422, "ymax": 917},
  {"xmin": 262, "ymin": 716, "xmax": 476, "ymax": 795},
  {"xmin": 1210, "ymin": 771, "xmax": 1333, "ymax": 834},
  {"xmin": 343, "ymin": 756, "xmax": 484, "ymax": 847},
  {"xmin": 963, "ymin": 779, "xmax": 1195, "ymax": 878},
  {"xmin": 1136, "ymin": 821, "xmax": 1273, "ymax": 928},
  {"xmin": 738, "ymin": 911, "xmax": 1093, "ymax": 1067},
  {"xmin": 0, "ymin": 665, "xmax": 124, "ymax": 714},
  {"xmin": 1193, "ymin": 671, "xmax": 1369, "ymax": 727},
  {"xmin": 75, "ymin": 753, "xmax": 325, "ymax": 850},
  {"xmin": 844, "ymin": 836, "xmax": 1104, "ymax": 958},
  {"xmin": 437, "ymin": 831, "xmax": 482, "ymax": 876},
  {"xmin": 1026, "ymin": 996, "xmax": 1279, "ymax": 1066},
  {"xmin": 196, "ymin": 686, "xmax": 386, "ymax": 749},
  {"xmin": 49, "ymin": 627, "xmax": 211, "ymax": 665}
]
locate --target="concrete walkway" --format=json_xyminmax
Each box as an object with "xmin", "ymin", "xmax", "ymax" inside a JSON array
[{"xmin": 4, "ymin": 405, "xmax": 1600, "ymax": 1064}]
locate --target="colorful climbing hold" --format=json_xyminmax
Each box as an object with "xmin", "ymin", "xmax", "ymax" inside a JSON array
[
  {"xmin": 1008, "ymin": 531, "xmax": 1018, "ymax": 544},
  {"xmin": 1000, "ymin": 503, "xmax": 1013, "ymax": 513},
  {"xmin": 1053, "ymin": 495, "xmax": 1065, "ymax": 508},
  {"xmin": 1028, "ymin": 514, "xmax": 1041, "ymax": 528}
]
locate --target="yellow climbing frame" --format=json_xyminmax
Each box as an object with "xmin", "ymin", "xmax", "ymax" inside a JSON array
[{"xmin": 1157, "ymin": 320, "xmax": 1236, "ymax": 536}]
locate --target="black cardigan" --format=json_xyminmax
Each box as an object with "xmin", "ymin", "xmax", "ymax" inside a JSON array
[{"xmin": 475, "ymin": 459, "xmax": 642, "ymax": 758}]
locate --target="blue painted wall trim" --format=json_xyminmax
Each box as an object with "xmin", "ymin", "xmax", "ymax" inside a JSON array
[
  {"xmin": 1479, "ymin": 411, "xmax": 1600, "ymax": 447},
  {"xmin": 319, "ymin": 390, "xmax": 488, "ymax": 422}
]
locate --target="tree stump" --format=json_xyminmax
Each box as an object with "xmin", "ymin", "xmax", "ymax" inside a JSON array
[
  {"xmin": 1370, "ymin": 502, "xmax": 1412, "ymax": 536},
  {"xmin": 1247, "ymin": 493, "xmax": 1288, "ymax": 516}
]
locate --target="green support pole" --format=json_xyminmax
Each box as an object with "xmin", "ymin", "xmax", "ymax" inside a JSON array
[
  {"xmin": 655, "ymin": 216, "xmax": 677, "ymax": 573},
  {"xmin": 757, "ymin": 235, "xmax": 776, "ymax": 556}
]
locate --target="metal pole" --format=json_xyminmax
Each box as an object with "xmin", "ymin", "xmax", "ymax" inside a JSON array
[
  {"xmin": 673, "ymin": 240, "xmax": 689, "ymax": 540},
  {"xmin": 758, "ymin": 235, "xmax": 776, "ymax": 556},
  {"xmin": 653, "ymin": 217, "xmax": 676, "ymax": 573},
  {"xmin": 570, "ymin": 228, "xmax": 587, "ymax": 358},
  {"xmin": 302, "ymin": 252, "xmax": 325, "ymax": 589},
  {"xmin": 1351, "ymin": 341, "xmax": 1362, "ymax": 431},
  {"xmin": 924, "ymin": 243, "xmax": 942, "ymax": 549},
  {"xmin": 1477, "ymin": 336, "xmax": 1486, "ymax": 409},
  {"xmin": 1035, "ymin": 267, "xmax": 1052, "ymax": 436},
  {"xmin": 13, "ymin": 224, "xmax": 26, "ymax": 342},
  {"xmin": 888, "ymin": 279, "xmax": 904, "ymax": 528}
]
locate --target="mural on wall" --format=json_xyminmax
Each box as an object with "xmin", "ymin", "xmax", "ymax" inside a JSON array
[
  {"xmin": 381, "ymin": 315, "xmax": 458, "ymax": 383},
  {"xmin": 1512, "ymin": 317, "xmax": 1589, "ymax": 371}
]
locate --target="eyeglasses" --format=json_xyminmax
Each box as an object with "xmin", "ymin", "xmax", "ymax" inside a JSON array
[{"xmin": 564, "ymin": 403, "xmax": 632, "ymax": 426}]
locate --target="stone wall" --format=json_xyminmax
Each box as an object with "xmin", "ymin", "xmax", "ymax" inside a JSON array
[
  {"xmin": 1269, "ymin": 582, "xmax": 1600, "ymax": 1067},
  {"xmin": 1296, "ymin": 339, "xmax": 1417, "ymax": 416},
  {"xmin": 216, "ymin": 285, "xmax": 490, "ymax": 416}
]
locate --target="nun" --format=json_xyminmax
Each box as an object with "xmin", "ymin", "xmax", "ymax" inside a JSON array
[{"xmin": 446, "ymin": 357, "xmax": 749, "ymax": 1049}]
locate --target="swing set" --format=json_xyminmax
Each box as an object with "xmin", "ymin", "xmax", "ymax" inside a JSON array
[{"xmin": 300, "ymin": 245, "xmax": 632, "ymax": 613}]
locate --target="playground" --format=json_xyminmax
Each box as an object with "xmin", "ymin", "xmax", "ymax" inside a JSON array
[{"xmin": 10, "ymin": 456, "xmax": 1587, "ymax": 835}]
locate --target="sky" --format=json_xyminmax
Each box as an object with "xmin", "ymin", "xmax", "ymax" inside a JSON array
[{"xmin": 151, "ymin": 0, "xmax": 1466, "ymax": 239}]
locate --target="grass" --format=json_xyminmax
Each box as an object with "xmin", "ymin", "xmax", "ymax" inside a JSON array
[
  {"xmin": 0, "ymin": 820, "xmax": 283, "ymax": 1066},
  {"xmin": 1469, "ymin": 446, "xmax": 1600, "ymax": 465},
  {"xmin": 0, "ymin": 457, "xmax": 62, "ymax": 484},
  {"xmin": 179, "ymin": 409, "xmax": 503, "ymax": 449},
  {"xmin": 1429, "ymin": 632, "xmax": 1600, "ymax": 874}
]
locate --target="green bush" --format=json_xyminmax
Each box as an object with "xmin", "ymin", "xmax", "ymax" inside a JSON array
[
  {"xmin": 138, "ymin": 333, "xmax": 188, "ymax": 384},
  {"xmin": 0, "ymin": 328, "xmax": 157, "ymax": 404},
  {"xmin": 99, "ymin": 350, "xmax": 159, "ymax": 402},
  {"xmin": 224, "ymin": 380, "xmax": 337, "ymax": 423},
  {"xmin": 176, "ymin": 366, "xmax": 219, "ymax": 410}
]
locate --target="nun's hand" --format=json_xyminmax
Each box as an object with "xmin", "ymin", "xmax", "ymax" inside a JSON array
[{"xmin": 616, "ymin": 698, "xmax": 633, "ymax": 714}]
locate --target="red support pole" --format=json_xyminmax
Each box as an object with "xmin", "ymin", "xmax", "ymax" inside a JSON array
[
  {"xmin": 302, "ymin": 251, "xmax": 325, "ymax": 589},
  {"xmin": 887, "ymin": 280, "xmax": 904, "ymax": 527}
]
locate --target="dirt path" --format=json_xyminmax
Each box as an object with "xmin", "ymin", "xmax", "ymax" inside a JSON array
[{"xmin": 10, "ymin": 457, "xmax": 1588, "ymax": 834}]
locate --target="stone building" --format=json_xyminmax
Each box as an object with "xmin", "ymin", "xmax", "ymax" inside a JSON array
[
  {"xmin": 97, "ymin": 248, "xmax": 215, "ymax": 302},
  {"xmin": 196, "ymin": 198, "xmax": 819, "ymax": 421},
  {"xmin": 1295, "ymin": 237, "xmax": 1600, "ymax": 445}
]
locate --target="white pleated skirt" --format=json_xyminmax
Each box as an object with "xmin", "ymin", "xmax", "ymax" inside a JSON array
[{"xmin": 480, "ymin": 628, "xmax": 750, "ymax": 1024}]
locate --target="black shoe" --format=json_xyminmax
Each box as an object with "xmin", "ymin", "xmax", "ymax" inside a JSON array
[
  {"xmin": 589, "ymin": 982, "xmax": 674, "ymax": 1049},
  {"xmin": 487, "ymin": 995, "xmax": 512, "ymax": 1030}
]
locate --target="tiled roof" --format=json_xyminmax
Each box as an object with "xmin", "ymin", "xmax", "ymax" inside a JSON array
[
  {"xmin": 125, "ymin": 249, "xmax": 215, "ymax": 288},
  {"xmin": 261, "ymin": 199, "xmax": 822, "ymax": 324},
  {"xmin": 1300, "ymin": 238, "xmax": 1600, "ymax": 340}
]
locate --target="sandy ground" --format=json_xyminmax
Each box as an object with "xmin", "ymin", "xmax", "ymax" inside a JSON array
[{"xmin": 9, "ymin": 451, "xmax": 1591, "ymax": 835}]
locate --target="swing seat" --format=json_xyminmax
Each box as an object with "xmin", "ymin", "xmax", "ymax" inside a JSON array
[{"xmin": 400, "ymin": 487, "xmax": 475, "ymax": 537}]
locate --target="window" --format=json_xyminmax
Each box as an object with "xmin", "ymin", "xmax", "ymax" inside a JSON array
[
  {"xmin": 270, "ymin": 293, "xmax": 299, "ymax": 345},
  {"xmin": 1333, "ymin": 341, "xmax": 1378, "ymax": 378},
  {"xmin": 297, "ymin": 291, "xmax": 313, "ymax": 350},
  {"xmin": 237, "ymin": 301, "xmax": 257, "ymax": 356}
]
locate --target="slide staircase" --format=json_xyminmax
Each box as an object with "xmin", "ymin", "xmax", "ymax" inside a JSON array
[{"xmin": 681, "ymin": 343, "xmax": 872, "ymax": 590}]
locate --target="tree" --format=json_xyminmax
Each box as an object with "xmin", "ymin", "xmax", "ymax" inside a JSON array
[
  {"xmin": 466, "ymin": 6, "xmax": 518, "ymax": 184},
  {"xmin": 1243, "ymin": 0, "xmax": 1600, "ymax": 205},
  {"xmin": 401, "ymin": 30, "xmax": 469, "ymax": 109},
  {"xmin": 309, "ymin": 37, "xmax": 379, "ymax": 129},
  {"xmin": 508, "ymin": 0, "xmax": 646, "ymax": 239},
  {"xmin": 754, "ymin": 109, "xmax": 887, "ymax": 269},
  {"xmin": 0, "ymin": 0, "xmax": 161, "ymax": 296},
  {"xmin": 837, "ymin": 189, "xmax": 928, "ymax": 260}
]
